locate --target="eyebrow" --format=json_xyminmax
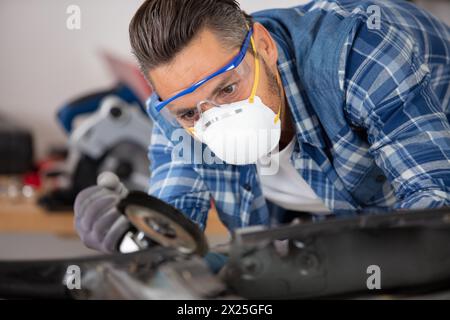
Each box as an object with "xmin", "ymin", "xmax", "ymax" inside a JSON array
[
  {"xmin": 159, "ymin": 65, "xmax": 235, "ymax": 103},
  {"xmin": 209, "ymin": 72, "xmax": 235, "ymax": 98},
  {"xmin": 169, "ymin": 72, "xmax": 237, "ymax": 116},
  {"xmin": 170, "ymin": 106, "xmax": 194, "ymax": 117}
]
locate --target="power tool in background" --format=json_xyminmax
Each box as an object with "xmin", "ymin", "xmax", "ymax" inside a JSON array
[{"xmin": 38, "ymin": 84, "xmax": 153, "ymax": 211}]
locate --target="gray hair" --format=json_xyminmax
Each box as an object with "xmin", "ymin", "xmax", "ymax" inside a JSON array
[{"xmin": 129, "ymin": 0, "xmax": 253, "ymax": 81}]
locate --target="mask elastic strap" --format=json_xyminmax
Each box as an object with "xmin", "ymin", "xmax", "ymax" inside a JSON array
[
  {"xmin": 248, "ymin": 32, "xmax": 260, "ymax": 104},
  {"xmin": 248, "ymin": 28, "xmax": 279, "ymax": 125},
  {"xmin": 273, "ymin": 71, "xmax": 282, "ymax": 124},
  {"xmin": 274, "ymin": 104, "xmax": 281, "ymax": 124}
]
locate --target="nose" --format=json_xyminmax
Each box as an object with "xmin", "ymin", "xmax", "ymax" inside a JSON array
[{"xmin": 198, "ymin": 101, "xmax": 217, "ymax": 113}]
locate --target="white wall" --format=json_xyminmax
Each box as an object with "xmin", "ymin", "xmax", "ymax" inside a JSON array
[{"xmin": 0, "ymin": 0, "xmax": 304, "ymax": 159}]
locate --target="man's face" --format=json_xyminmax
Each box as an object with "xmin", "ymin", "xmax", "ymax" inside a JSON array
[{"xmin": 148, "ymin": 24, "xmax": 282, "ymax": 130}]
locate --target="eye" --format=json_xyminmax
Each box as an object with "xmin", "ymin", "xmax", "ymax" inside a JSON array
[
  {"xmin": 219, "ymin": 84, "xmax": 237, "ymax": 97},
  {"xmin": 180, "ymin": 109, "xmax": 198, "ymax": 120}
]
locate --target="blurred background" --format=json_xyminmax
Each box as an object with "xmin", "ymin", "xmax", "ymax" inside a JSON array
[
  {"xmin": 0, "ymin": 0, "xmax": 448, "ymax": 260},
  {"xmin": 0, "ymin": 0, "xmax": 310, "ymax": 159}
]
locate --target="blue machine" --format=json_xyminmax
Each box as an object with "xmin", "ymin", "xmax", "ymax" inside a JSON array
[{"xmin": 39, "ymin": 83, "xmax": 152, "ymax": 211}]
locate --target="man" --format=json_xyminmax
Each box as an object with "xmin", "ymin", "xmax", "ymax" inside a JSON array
[{"xmin": 75, "ymin": 0, "xmax": 450, "ymax": 254}]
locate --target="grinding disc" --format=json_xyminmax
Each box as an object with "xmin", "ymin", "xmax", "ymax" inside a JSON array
[{"xmin": 117, "ymin": 191, "xmax": 208, "ymax": 256}]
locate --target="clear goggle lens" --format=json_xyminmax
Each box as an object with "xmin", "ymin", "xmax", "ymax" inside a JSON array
[{"xmin": 159, "ymin": 56, "xmax": 254, "ymax": 129}]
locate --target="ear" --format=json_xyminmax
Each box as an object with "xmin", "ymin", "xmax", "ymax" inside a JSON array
[{"xmin": 253, "ymin": 22, "xmax": 278, "ymax": 69}]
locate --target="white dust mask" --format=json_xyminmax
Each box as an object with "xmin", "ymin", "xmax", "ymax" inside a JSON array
[{"xmin": 193, "ymin": 96, "xmax": 281, "ymax": 165}]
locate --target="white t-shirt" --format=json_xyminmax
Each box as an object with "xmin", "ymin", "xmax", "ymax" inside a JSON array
[{"xmin": 256, "ymin": 138, "xmax": 331, "ymax": 214}]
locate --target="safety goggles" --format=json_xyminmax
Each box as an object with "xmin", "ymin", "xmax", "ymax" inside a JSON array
[{"xmin": 154, "ymin": 27, "xmax": 261, "ymax": 129}]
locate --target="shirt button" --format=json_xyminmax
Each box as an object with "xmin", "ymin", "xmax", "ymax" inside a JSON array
[
  {"xmin": 376, "ymin": 175, "xmax": 387, "ymax": 183},
  {"xmin": 243, "ymin": 183, "xmax": 252, "ymax": 191}
]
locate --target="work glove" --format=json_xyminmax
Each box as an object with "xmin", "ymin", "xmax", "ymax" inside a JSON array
[{"xmin": 74, "ymin": 172, "xmax": 131, "ymax": 253}]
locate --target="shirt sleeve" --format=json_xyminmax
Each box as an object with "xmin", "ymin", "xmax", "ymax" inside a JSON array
[
  {"xmin": 343, "ymin": 22, "xmax": 450, "ymax": 209},
  {"xmin": 147, "ymin": 125, "xmax": 211, "ymax": 230}
]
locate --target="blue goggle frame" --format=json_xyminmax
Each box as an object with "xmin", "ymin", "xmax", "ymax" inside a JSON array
[{"xmin": 154, "ymin": 28, "xmax": 254, "ymax": 113}]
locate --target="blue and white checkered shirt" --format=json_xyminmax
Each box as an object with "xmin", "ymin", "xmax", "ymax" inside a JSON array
[{"xmin": 146, "ymin": 0, "xmax": 450, "ymax": 232}]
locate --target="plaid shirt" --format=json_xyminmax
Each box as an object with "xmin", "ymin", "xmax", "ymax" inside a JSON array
[{"xmin": 146, "ymin": 0, "xmax": 450, "ymax": 232}]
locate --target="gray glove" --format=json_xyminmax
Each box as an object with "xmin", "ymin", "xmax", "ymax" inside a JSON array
[{"xmin": 74, "ymin": 172, "xmax": 131, "ymax": 253}]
